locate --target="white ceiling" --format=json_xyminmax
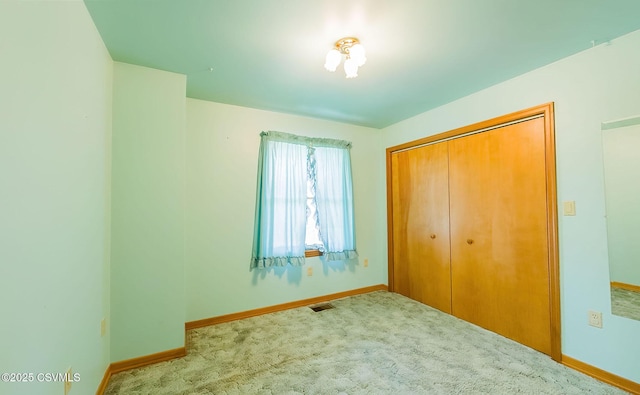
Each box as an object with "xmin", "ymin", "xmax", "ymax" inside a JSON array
[{"xmin": 84, "ymin": 0, "xmax": 640, "ymax": 128}]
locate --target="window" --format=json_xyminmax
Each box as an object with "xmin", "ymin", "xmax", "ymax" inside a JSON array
[
  {"xmin": 250, "ymin": 131, "xmax": 358, "ymax": 270},
  {"xmin": 305, "ymin": 176, "xmax": 323, "ymax": 254}
]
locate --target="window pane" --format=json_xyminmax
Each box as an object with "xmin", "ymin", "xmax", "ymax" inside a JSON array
[{"xmin": 305, "ymin": 177, "xmax": 323, "ymax": 248}]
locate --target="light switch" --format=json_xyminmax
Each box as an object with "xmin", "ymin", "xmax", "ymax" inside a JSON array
[{"xmin": 563, "ymin": 201, "xmax": 576, "ymax": 216}]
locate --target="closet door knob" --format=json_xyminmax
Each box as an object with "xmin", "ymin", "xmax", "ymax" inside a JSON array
[
  {"xmin": 466, "ymin": 239, "xmax": 474, "ymax": 245},
  {"xmin": 430, "ymin": 234, "xmax": 436, "ymax": 239}
]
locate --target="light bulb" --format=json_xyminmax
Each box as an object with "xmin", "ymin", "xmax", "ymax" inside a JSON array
[
  {"xmin": 324, "ymin": 49, "xmax": 341, "ymax": 72},
  {"xmin": 349, "ymin": 44, "xmax": 366, "ymax": 67},
  {"xmin": 344, "ymin": 57, "xmax": 358, "ymax": 78}
]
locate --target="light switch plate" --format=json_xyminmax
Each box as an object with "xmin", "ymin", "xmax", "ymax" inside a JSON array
[{"xmin": 563, "ymin": 201, "xmax": 576, "ymax": 216}]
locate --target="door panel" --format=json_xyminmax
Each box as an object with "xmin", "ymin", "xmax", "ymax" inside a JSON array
[
  {"xmin": 391, "ymin": 142, "xmax": 451, "ymax": 313},
  {"xmin": 449, "ymin": 118, "xmax": 551, "ymax": 354}
]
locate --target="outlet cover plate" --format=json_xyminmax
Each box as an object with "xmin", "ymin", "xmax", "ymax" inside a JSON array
[
  {"xmin": 64, "ymin": 367, "xmax": 72, "ymax": 394},
  {"xmin": 588, "ymin": 310, "xmax": 603, "ymax": 328}
]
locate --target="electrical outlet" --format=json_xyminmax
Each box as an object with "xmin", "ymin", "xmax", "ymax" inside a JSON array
[
  {"xmin": 64, "ymin": 367, "xmax": 72, "ymax": 395},
  {"xmin": 101, "ymin": 318, "xmax": 106, "ymax": 337},
  {"xmin": 363, "ymin": 258, "xmax": 369, "ymax": 267},
  {"xmin": 307, "ymin": 266, "xmax": 313, "ymax": 276},
  {"xmin": 588, "ymin": 310, "xmax": 603, "ymax": 328}
]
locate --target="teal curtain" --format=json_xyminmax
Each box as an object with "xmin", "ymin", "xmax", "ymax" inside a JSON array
[
  {"xmin": 251, "ymin": 132, "xmax": 308, "ymax": 269},
  {"xmin": 250, "ymin": 131, "xmax": 358, "ymax": 270},
  {"xmin": 314, "ymin": 145, "xmax": 358, "ymax": 261}
]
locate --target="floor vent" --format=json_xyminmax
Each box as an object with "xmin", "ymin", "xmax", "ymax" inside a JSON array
[{"xmin": 310, "ymin": 303, "xmax": 334, "ymax": 312}]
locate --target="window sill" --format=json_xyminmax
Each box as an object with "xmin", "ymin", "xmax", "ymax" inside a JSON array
[{"xmin": 305, "ymin": 249, "xmax": 322, "ymax": 258}]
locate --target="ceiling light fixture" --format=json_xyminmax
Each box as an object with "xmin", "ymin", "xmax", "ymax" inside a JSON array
[{"xmin": 324, "ymin": 37, "xmax": 366, "ymax": 78}]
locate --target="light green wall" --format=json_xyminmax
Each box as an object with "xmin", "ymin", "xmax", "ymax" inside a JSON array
[
  {"xmin": 185, "ymin": 99, "xmax": 385, "ymax": 321},
  {"xmin": 0, "ymin": 1, "xmax": 112, "ymax": 394},
  {"xmin": 381, "ymin": 29, "xmax": 640, "ymax": 382},
  {"xmin": 111, "ymin": 62, "xmax": 186, "ymax": 361},
  {"xmin": 602, "ymin": 124, "xmax": 640, "ymax": 286}
]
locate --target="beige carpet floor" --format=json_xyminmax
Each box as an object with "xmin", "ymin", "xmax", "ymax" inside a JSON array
[
  {"xmin": 105, "ymin": 291, "xmax": 628, "ymax": 394},
  {"xmin": 611, "ymin": 287, "xmax": 640, "ymax": 321}
]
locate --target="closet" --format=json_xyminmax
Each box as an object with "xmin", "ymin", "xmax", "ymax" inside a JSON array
[
  {"xmin": 391, "ymin": 141, "xmax": 451, "ymax": 313},
  {"xmin": 387, "ymin": 104, "xmax": 560, "ymax": 360}
]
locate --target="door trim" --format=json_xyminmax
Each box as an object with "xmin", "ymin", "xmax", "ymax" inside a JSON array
[{"xmin": 385, "ymin": 103, "xmax": 560, "ymax": 361}]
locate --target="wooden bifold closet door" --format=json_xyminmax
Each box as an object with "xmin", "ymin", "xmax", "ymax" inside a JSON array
[
  {"xmin": 448, "ymin": 117, "xmax": 550, "ymax": 355},
  {"xmin": 391, "ymin": 142, "xmax": 451, "ymax": 313},
  {"xmin": 387, "ymin": 104, "xmax": 559, "ymax": 359}
]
